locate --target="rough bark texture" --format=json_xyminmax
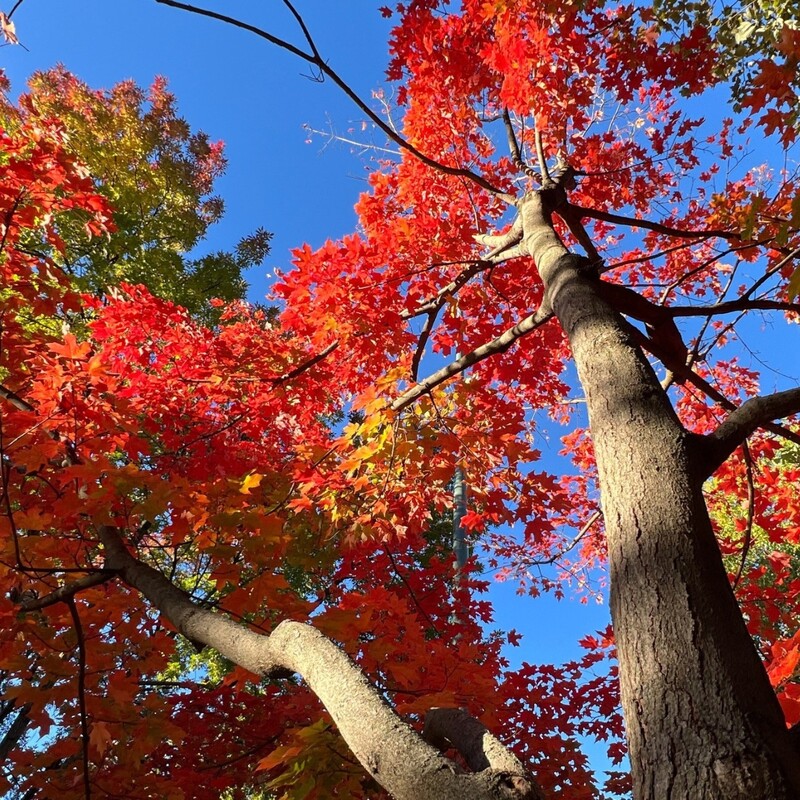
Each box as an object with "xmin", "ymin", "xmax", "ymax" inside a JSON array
[
  {"xmin": 518, "ymin": 190, "xmax": 800, "ymax": 799},
  {"xmin": 98, "ymin": 527, "xmax": 540, "ymax": 800}
]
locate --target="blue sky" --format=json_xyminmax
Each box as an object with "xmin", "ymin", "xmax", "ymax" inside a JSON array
[{"xmin": 2, "ymin": 0, "xmax": 629, "ymax": 783}]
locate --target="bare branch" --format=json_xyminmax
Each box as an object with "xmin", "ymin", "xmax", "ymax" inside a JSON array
[
  {"xmin": 20, "ymin": 571, "xmax": 115, "ymax": 612},
  {"xmin": 6, "ymin": 0, "xmax": 27, "ymax": 19},
  {"xmin": 701, "ymin": 387, "xmax": 800, "ymax": 476},
  {"xmin": 501, "ymin": 110, "xmax": 537, "ymax": 180},
  {"xmin": 739, "ymin": 245, "xmax": 800, "ymax": 301},
  {"xmin": 732, "ymin": 443, "xmax": 755, "ymax": 591},
  {"xmin": 392, "ymin": 306, "xmax": 553, "ymax": 411},
  {"xmin": 155, "ymin": 0, "xmax": 515, "ymax": 202},
  {"xmin": 667, "ymin": 299, "xmax": 800, "ymax": 317},
  {"xmin": 401, "ymin": 260, "xmax": 490, "ymax": 321},
  {"xmin": 0, "ymin": 702, "xmax": 32, "ymax": 762},
  {"xmin": 66, "ymin": 598, "xmax": 91, "ymax": 800},
  {"xmin": 569, "ymin": 203, "xmax": 742, "ymax": 242},
  {"xmin": 0, "ymin": 384, "xmax": 34, "ymax": 413},
  {"xmin": 555, "ymin": 205, "xmax": 602, "ymax": 264},
  {"xmin": 473, "ymin": 215, "xmax": 524, "ymax": 261},
  {"xmin": 533, "ymin": 129, "xmax": 551, "ymax": 188},
  {"xmin": 272, "ymin": 340, "xmax": 339, "ymax": 385},
  {"xmin": 411, "ymin": 309, "xmax": 438, "ymax": 383}
]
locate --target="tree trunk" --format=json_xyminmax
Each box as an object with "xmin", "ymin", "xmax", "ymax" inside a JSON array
[{"xmin": 519, "ymin": 191, "xmax": 800, "ymax": 799}]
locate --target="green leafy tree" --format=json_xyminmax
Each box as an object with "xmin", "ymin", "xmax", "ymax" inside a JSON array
[{"xmin": 0, "ymin": 66, "xmax": 271, "ymax": 317}]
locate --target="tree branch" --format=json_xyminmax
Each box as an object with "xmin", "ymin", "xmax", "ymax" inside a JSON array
[
  {"xmin": 501, "ymin": 109, "xmax": 537, "ymax": 180},
  {"xmin": 66, "ymin": 598, "xmax": 91, "ymax": 800},
  {"xmin": 272, "ymin": 340, "xmax": 339, "ymax": 385},
  {"xmin": 155, "ymin": 0, "xmax": 514, "ymax": 202},
  {"xmin": 0, "ymin": 384, "xmax": 34, "ymax": 412},
  {"xmin": 97, "ymin": 526, "xmax": 538, "ymax": 800},
  {"xmin": 0, "ymin": 702, "xmax": 32, "ymax": 762},
  {"xmin": 701, "ymin": 388, "xmax": 800, "ymax": 476},
  {"xmin": 19, "ymin": 571, "xmax": 115, "ymax": 612},
  {"xmin": 569, "ymin": 203, "xmax": 741, "ymax": 242},
  {"xmin": 424, "ymin": 708, "xmax": 545, "ymax": 800},
  {"xmin": 401, "ymin": 260, "xmax": 490, "ymax": 321},
  {"xmin": 411, "ymin": 308, "xmax": 438, "ymax": 383},
  {"xmin": 666, "ymin": 299, "xmax": 800, "ymax": 317},
  {"xmin": 392, "ymin": 306, "xmax": 553, "ymax": 411}
]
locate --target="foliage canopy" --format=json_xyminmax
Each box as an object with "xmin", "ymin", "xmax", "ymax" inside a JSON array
[{"xmin": 1, "ymin": 1, "xmax": 799, "ymax": 799}]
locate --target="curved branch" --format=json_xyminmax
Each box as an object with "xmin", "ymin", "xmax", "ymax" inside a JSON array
[
  {"xmin": 98, "ymin": 527, "xmax": 538, "ymax": 800},
  {"xmin": 155, "ymin": 0, "xmax": 514, "ymax": 202},
  {"xmin": 701, "ymin": 387, "xmax": 800, "ymax": 476},
  {"xmin": 424, "ymin": 708, "xmax": 544, "ymax": 800},
  {"xmin": 569, "ymin": 203, "xmax": 740, "ymax": 242}
]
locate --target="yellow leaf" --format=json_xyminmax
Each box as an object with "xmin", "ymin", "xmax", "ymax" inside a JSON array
[{"xmin": 239, "ymin": 472, "xmax": 263, "ymax": 495}]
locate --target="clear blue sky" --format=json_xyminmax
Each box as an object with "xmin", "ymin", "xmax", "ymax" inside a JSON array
[{"xmin": 3, "ymin": 0, "xmax": 618, "ymax": 780}]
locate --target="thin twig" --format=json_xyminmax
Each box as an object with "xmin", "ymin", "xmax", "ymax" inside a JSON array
[
  {"xmin": 67, "ymin": 598, "xmax": 91, "ymax": 800},
  {"xmin": 155, "ymin": 0, "xmax": 515, "ymax": 202},
  {"xmin": 570, "ymin": 203, "xmax": 742, "ymax": 243},
  {"xmin": 732, "ymin": 443, "xmax": 755, "ymax": 590},
  {"xmin": 667, "ymin": 298, "xmax": 800, "ymax": 317},
  {"xmin": 384, "ymin": 547, "xmax": 440, "ymax": 635}
]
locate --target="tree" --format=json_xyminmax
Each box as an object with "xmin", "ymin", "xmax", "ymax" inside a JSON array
[
  {"xmin": 2, "ymin": 1, "xmax": 800, "ymax": 799},
  {"xmin": 0, "ymin": 66, "xmax": 270, "ymax": 319},
  {"xmin": 0, "ymin": 67, "xmax": 274, "ymax": 788}
]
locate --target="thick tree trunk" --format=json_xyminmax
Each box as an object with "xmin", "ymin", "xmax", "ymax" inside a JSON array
[{"xmin": 519, "ymin": 191, "xmax": 800, "ymax": 799}]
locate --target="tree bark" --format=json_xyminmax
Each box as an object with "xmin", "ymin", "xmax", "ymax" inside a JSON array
[{"xmin": 518, "ymin": 190, "xmax": 800, "ymax": 799}]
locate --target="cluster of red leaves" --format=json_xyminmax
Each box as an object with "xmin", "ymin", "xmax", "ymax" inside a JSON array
[
  {"xmin": 0, "ymin": 114, "xmax": 539, "ymax": 797},
  {"xmin": 742, "ymin": 25, "xmax": 800, "ymax": 145}
]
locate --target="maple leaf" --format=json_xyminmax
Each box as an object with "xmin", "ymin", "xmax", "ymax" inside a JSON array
[
  {"xmin": 0, "ymin": 12, "xmax": 18, "ymax": 45},
  {"xmin": 4, "ymin": 4, "xmax": 800, "ymax": 799},
  {"xmin": 239, "ymin": 472, "xmax": 263, "ymax": 495},
  {"xmin": 89, "ymin": 721, "xmax": 114, "ymax": 758},
  {"xmin": 48, "ymin": 334, "xmax": 92, "ymax": 361}
]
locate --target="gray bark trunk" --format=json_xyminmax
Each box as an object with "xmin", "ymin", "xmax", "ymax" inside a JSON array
[
  {"xmin": 98, "ymin": 527, "xmax": 540, "ymax": 800},
  {"xmin": 518, "ymin": 190, "xmax": 800, "ymax": 799}
]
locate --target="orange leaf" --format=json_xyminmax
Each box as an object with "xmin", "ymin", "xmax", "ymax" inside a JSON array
[{"xmin": 89, "ymin": 721, "xmax": 113, "ymax": 757}]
